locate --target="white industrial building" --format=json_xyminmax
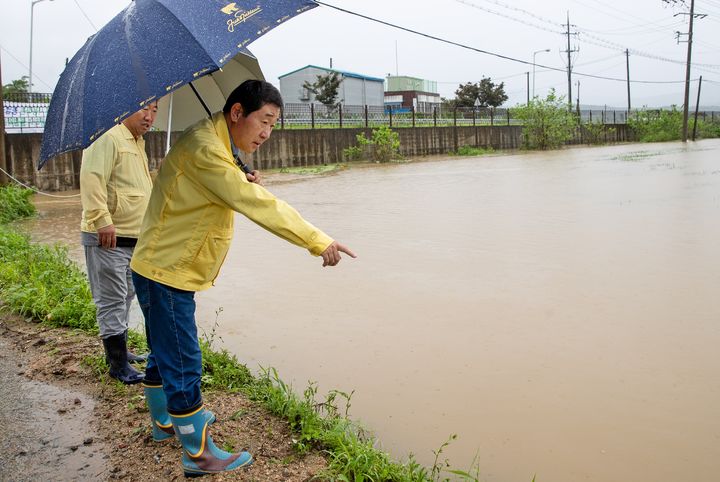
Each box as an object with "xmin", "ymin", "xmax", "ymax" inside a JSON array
[{"xmin": 278, "ymin": 65, "xmax": 385, "ymax": 106}]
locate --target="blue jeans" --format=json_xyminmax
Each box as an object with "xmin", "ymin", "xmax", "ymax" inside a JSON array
[{"xmin": 131, "ymin": 271, "xmax": 202, "ymax": 414}]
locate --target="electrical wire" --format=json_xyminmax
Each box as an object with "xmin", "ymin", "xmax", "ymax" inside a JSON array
[
  {"xmin": 314, "ymin": 2, "xmax": 708, "ymax": 84},
  {"xmin": 0, "ymin": 45, "xmax": 54, "ymax": 91},
  {"xmin": 72, "ymin": 0, "xmax": 98, "ymax": 31},
  {"xmin": 0, "ymin": 167, "xmax": 81, "ymax": 198},
  {"xmin": 453, "ymin": 0, "xmax": 720, "ymax": 68}
]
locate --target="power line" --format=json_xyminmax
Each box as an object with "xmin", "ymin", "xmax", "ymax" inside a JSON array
[
  {"xmin": 314, "ymin": 2, "xmax": 709, "ymax": 84},
  {"xmin": 455, "ymin": 0, "xmax": 720, "ymax": 69},
  {"xmin": 0, "ymin": 45, "xmax": 54, "ymax": 90},
  {"xmin": 72, "ymin": 0, "xmax": 98, "ymax": 31}
]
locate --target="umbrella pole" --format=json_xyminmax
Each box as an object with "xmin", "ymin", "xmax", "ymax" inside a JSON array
[
  {"xmin": 165, "ymin": 92, "xmax": 174, "ymax": 155},
  {"xmin": 189, "ymin": 82, "xmax": 212, "ymax": 118}
]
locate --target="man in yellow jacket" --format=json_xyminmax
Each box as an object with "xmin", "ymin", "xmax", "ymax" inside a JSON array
[
  {"xmin": 80, "ymin": 101, "xmax": 157, "ymax": 385},
  {"xmin": 130, "ymin": 80, "xmax": 355, "ymax": 477}
]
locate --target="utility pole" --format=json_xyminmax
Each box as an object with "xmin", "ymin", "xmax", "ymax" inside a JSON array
[
  {"xmin": 692, "ymin": 75, "xmax": 702, "ymax": 141},
  {"xmin": 576, "ymin": 80, "xmax": 581, "ymax": 117},
  {"xmin": 674, "ymin": 0, "xmax": 706, "ymax": 142},
  {"xmin": 563, "ymin": 12, "xmax": 579, "ymax": 111},
  {"xmin": 625, "ymin": 49, "xmax": 631, "ymax": 113},
  {"xmin": 0, "ymin": 55, "xmax": 7, "ymax": 186},
  {"xmin": 681, "ymin": 0, "xmax": 695, "ymax": 142},
  {"xmin": 526, "ymin": 71, "xmax": 530, "ymax": 105}
]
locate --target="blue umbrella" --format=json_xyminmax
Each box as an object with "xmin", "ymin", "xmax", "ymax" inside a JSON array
[{"xmin": 38, "ymin": 0, "xmax": 318, "ymax": 169}]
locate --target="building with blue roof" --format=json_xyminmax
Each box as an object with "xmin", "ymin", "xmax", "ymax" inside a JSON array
[{"xmin": 279, "ymin": 65, "xmax": 385, "ymax": 106}]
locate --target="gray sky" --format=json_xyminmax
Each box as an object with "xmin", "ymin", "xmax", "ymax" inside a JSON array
[{"xmin": 2, "ymin": 0, "xmax": 719, "ymax": 108}]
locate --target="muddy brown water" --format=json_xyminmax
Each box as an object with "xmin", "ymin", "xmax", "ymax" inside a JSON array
[{"xmin": 15, "ymin": 140, "xmax": 720, "ymax": 482}]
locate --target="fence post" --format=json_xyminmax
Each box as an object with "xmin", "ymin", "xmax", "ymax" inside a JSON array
[
  {"xmin": 280, "ymin": 107, "xmax": 285, "ymax": 130},
  {"xmin": 589, "ymin": 111, "xmax": 592, "ymax": 123},
  {"xmin": 433, "ymin": 107, "xmax": 437, "ymax": 127},
  {"xmin": 453, "ymin": 109, "xmax": 457, "ymax": 127},
  {"xmin": 365, "ymin": 105, "xmax": 368, "ymax": 128},
  {"xmin": 506, "ymin": 109, "xmax": 510, "ymax": 126},
  {"xmin": 311, "ymin": 103, "xmax": 315, "ymax": 129},
  {"xmin": 412, "ymin": 105, "xmax": 415, "ymax": 128},
  {"xmin": 490, "ymin": 108, "xmax": 494, "ymax": 126},
  {"xmin": 339, "ymin": 104, "xmax": 343, "ymax": 129},
  {"xmin": 389, "ymin": 105, "xmax": 393, "ymax": 128},
  {"xmin": 613, "ymin": 111, "xmax": 616, "ymax": 124}
]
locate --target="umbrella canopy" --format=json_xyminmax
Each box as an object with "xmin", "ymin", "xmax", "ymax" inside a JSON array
[
  {"xmin": 38, "ymin": 0, "xmax": 318, "ymax": 168},
  {"xmin": 154, "ymin": 51, "xmax": 265, "ymax": 141}
]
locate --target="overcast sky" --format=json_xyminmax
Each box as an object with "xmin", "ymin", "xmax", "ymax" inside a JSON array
[{"xmin": 1, "ymin": 0, "xmax": 719, "ymax": 108}]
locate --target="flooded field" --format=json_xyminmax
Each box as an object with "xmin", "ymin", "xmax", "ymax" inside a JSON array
[{"xmin": 19, "ymin": 139, "xmax": 720, "ymax": 482}]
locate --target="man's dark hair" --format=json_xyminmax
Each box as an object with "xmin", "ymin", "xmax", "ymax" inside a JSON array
[{"xmin": 223, "ymin": 79, "xmax": 283, "ymax": 116}]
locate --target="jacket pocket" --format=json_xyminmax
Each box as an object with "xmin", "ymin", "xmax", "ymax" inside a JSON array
[
  {"xmin": 111, "ymin": 189, "xmax": 147, "ymax": 229},
  {"xmin": 193, "ymin": 228, "xmax": 233, "ymax": 282}
]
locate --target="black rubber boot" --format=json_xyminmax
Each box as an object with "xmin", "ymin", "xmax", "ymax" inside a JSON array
[
  {"xmin": 124, "ymin": 330, "xmax": 148, "ymax": 364},
  {"xmin": 102, "ymin": 334, "xmax": 144, "ymax": 384}
]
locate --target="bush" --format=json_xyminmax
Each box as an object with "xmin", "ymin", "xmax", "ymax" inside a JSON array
[
  {"xmin": 628, "ymin": 107, "xmax": 720, "ymax": 142},
  {"xmin": 344, "ymin": 126, "xmax": 401, "ymax": 162},
  {"xmin": 628, "ymin": 107, "xmax": 684, "ymax": 142},
  {"xmin": 0, "ymin": 185, "xmax": 36, "ymax": 224},
  {"xmin": 513, "ymin": 90, "xmax": 577, "ymax": 150},
  {"xmin": 581, "ymin": 123, "xmax": 615, "ymax": 145}
]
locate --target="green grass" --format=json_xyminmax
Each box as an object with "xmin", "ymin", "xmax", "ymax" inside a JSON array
[
  {"xmin": 277, "ymin": 164, "xmax": 345, "ymax": 175},
  {"xmin": 0, "ymin": 184, "xmax": 36, "ymax": 224},
  {"xmin": 453, "ymin": 146, "xmax": 495, "ymax": 156}
]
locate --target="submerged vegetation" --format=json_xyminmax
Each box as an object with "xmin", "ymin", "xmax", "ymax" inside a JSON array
[
  {"xmin": 628, "ymin": 107, "xmax": 720, "ymax": 142},
  {"xmin": 0, "ymin": 184, "xmax": 481, "ymax": 481}
]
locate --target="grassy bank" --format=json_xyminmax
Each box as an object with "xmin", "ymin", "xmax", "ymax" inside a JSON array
[{"xmin": 0, "ymin": 185, "xmax": 472, "ymax": 481}]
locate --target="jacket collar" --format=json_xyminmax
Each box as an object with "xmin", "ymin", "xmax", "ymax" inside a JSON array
[
  {"xmin": 212, "ymin": 112, "xmax": 233, "ymax": 158},
  {"xmin": 118, "ymin": 122, "xmax": 143, "ymax": 144}
]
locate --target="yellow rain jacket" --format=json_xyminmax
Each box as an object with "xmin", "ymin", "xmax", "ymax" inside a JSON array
[
  {"xmin": 80, "ymin": 123, "xmax": 153, "ymax": 237},
  {"xmin": 130, "ymin": 112, "xmax": 333, "ymax": 291}
]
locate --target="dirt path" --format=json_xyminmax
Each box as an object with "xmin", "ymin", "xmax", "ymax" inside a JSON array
[{"xmin": 0, "ymin": 310, "xmax": 327, "ymax": 481}]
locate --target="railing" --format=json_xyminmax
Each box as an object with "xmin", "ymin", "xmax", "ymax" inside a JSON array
[
  {"xmin": 1, "ymin": 92, "xmax": 52, "ymax": 103},
  {"xmin": 3, "ymin": 93, "xmax": 720, "ymax": 133}
]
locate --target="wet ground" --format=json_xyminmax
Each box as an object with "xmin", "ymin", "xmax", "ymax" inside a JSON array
[{"xmin": 0, "ymin": 323, "xmax": 107, "ymax": 481}]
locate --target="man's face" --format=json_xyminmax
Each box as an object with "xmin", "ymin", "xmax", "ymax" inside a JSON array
[
  {"xmin": 123, "ymin": 102, "xmax": 158, "ymax": 139},
  {"xmin": 228, "ymin": 102, "xmax": 280, "ymax": 153}
]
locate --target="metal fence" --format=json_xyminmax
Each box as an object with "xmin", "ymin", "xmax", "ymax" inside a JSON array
[
  {"xmin": 279, "ymin": 103, "xmax": 720, "ymax": 129},
  {"xmin": 3, "ymin": 93, "xmax": 719, "ymax": 132}
]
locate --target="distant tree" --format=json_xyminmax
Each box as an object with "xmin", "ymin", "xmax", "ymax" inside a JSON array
[
  {"xmin": 454, "ymin": 82, "xmax": 482, "ymax": 108},
  {"xmin": 454, "ymin": 77, "xmax": 508, "ymax": 108},
  {"xmin": 2, "ymin": 76, "xmax": 30, "ymax": 96},
  {"xmin": 303, "ymin": 71, "xmax": 342, "ymax": 108},
  {"xmin": 478, "ymin": 77, "xmax": 508, "ymax": 108}
]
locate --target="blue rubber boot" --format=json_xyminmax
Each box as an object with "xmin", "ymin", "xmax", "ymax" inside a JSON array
[
  {"xmin": 170, "ymin": 406, "xmax": 252, "ymax": 477},
  {"xmin": 143, "ymin": 383, "xmax": 176, "ymax": 441},
  {"xmin": 143, "ymin": 384, "xmax": 216, "ymax": 442}
]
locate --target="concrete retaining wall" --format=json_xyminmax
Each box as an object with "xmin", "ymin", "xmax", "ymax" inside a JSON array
[{"xmin": 3, "ymin": 124, "xmax": 633, "ymax": 191}]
